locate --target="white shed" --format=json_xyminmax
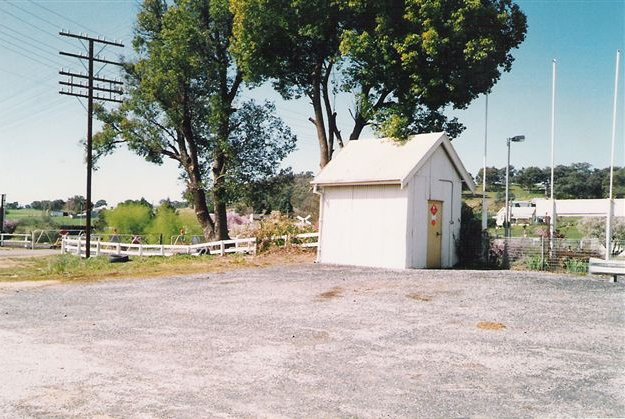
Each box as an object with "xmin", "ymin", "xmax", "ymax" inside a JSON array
[{"xmin": 312, "ymin": 132, "xmax": 476, "ymax": 269}]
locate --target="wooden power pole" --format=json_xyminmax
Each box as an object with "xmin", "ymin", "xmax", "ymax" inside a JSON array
[{"xmin": 59, "ymin": 30, "xmax": 124, "ymax": 258}]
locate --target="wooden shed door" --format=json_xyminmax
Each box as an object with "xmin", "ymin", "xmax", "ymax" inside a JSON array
[{"xmin": 427, "ymin": 200, "xmax": 443, "ymax": 268}]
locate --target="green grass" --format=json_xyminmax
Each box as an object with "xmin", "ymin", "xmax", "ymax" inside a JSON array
[
  {"xmin": 5, "ymin": 209, "xmax": 91, "ymax": 229},
  {"xmin": 0, "ymin": 253, "xmax": 241, "ymax": 282},
  {"xmin": 0, "ymin": 249, "xmax": 315, "ymax": 283},
  {"xmin": 5, "ymin": 208, "xmax": 42, "ymax": 220},
  {"xmin": 464, "ymin": 187, "xmax": 585, "ymax": 239}
]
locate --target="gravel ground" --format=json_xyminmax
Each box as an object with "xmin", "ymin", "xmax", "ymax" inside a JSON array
[{"xmin": 0, "ymin": 263, "xmax": 623, "ymax": 418}]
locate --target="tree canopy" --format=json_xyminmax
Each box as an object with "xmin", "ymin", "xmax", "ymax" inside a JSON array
[
  {"xmin": 231, "ymin": 0, "xmax": 527, "ymax": 167},
  {"xmin": 95, "ymin": 0, "xmax": 296, "ymax": 240}
]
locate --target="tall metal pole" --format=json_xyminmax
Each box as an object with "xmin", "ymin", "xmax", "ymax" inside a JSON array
[
  {"xmin": 550, "ymin": 59, "xmax": 557, "ymax": 241},
  {"xmin": 606, "ymin": 49, "xmax": 621, "ymax": 260},
  {"xmin": 482, "ymin": 94, "xmax": 489, "ymax": 231},
  {"xmin": 505, "ymin": 138, "xmax": 511, "ymax": 238},
  {"xmin": 0, "ymin": 194, "xmax": 5, "ymax": 235},
  {"xmin": 85, "ymin": 39, "xmax": 94, "ymax": 258}
]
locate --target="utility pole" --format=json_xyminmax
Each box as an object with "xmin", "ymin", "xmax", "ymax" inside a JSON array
[{"xmin": 59, "ymin": 30, "xmax": 124, "ymax": 258}]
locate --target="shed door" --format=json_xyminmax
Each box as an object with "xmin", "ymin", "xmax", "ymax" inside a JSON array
[{"xmin": 427, "ymin": 200, "xmax": 443, "ymax": 268}]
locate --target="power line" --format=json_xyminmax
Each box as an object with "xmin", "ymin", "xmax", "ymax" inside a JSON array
[
  {"xmin": 0, "ymin": 7, "xmax": 75, "ymax": 48},
  {"xmin": 0, "ymin": 97, "xmax": 68, "ymax": 132},
  {"xmin": 0, "ymin": 29, "xmax": 64, "ymax": 64},
  {"xmin": 0, "ymin": 81, "xmax": 55, "ymax": 106},
  {"xmin": 27, "ymin": 0, "xmax": 104, "ymax": 38},
  {"xmin": 7, "ymin": 1, "xmax": 67, "ymax": 31},
  {"xmin": 0, "ymin": 41, "xmax": 59, "ymax": 69}
]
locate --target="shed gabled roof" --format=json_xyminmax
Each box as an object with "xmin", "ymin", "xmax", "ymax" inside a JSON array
[{"xmin": 312, "ymin": 132, "xmax": 476, "ymax": 192}]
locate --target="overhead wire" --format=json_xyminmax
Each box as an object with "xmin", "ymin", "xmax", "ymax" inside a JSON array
[
  {"xmin": 26, "ymin": 0, "xmax": 106, "ymax": 38},
  {"xmin": 0, "ymin": 80, "xmax": 56, "ymax": 106},
  {"xmin": 0, "ymin": 6, "xmax": 76, "ymax": 48},
  {"xmin": 0, "ymin": 41, "xmax": 59, "ymax": 69},
  {"xmin": 0, "ymin": 29, "xmax": 65, "ymax": 65},
  {"xmin": 0, "ymin": 97, "xmax": 69, "ymax": 132}
]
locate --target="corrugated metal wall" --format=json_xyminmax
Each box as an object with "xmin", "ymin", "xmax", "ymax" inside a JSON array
[{"xmin": 319, "ymin": 184, "xmax": 408, "ymax": 269}]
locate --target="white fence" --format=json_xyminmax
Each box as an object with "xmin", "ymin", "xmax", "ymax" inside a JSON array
[
  {"xmin": 3, "ymin": 231, "xmax": 320, "ymax": 258},
  {"xmin": 62, "ymin": 236, "xmax": 258, "ymax": 258},
  {"xmin": 273, "ymin": 232, "xmax": 320, "ymax": 248},
  {"xmin": 0, "ymin": 233, "xmax": 32, "ymax": 248}
]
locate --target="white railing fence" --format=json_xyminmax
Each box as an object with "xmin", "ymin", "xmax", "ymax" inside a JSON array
[
  {"xmin": 2, "ymin": 230, "xmax": 320, "ymax": 258},
  {"xmin": 0, "ymin": 233, "xmax": 32, "ymax": 248},
  {"xmin": 61, "ymin": 236, "xmax": 259, "ymax": 258},
  {"xmin": 271, "ymin": 232, "xmax": 320, "ymax": 248}
]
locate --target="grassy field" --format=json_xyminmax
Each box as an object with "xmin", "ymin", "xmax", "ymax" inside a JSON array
[
  {"xmin": 463, "ymin": 186, "xmax": 585, "ymax": 239},
  {"xmin": 5, "ymin": 208, "xmax": 91, "ymax": 228},
  {"xmin": 0, "ymin": 249, "xmax": 315, "ymax": 283}
]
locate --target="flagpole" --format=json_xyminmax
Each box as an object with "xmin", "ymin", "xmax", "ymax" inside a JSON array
[
  {"xmin": 550, "ymin": 59, "xmax": 557, "ymax": 242},
  {"xmin": 606, "ymin": 49, "xmax": 621, "ymax": 260},
  {"xmin": 482, "ymin": 94, "xmax": 489, "ymax": 231}
]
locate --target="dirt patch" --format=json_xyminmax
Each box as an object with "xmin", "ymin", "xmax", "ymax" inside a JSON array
[
  {"xmin": 317, "ymin": 286, "xmax": 344, "ymax": 300},
  {"xmin": 477, "ymin": 321, "xmax": 507, "ymax": 331},
  {"xmin": 0, "ymin": 259, "xmax": 25, "ymax": 269},
  {"xmin": 407, "ymin": 293, "xmax": 432, "ymax": 302}
]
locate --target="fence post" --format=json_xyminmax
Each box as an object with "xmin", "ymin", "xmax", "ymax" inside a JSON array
[
  {"xmin": 77, "ymin": 239, "xmax": 82, "ymax": 257},
  {"xmin": 116, "ymin": 242, "xmax": 121, "ymax": 255},
  {"xmin": 96, "ymin": 238, "xmax": 101, "ymax": 256},
  {"xmin": 160, "ymin": 245, "xmax": 165, "ymax": 256},
  {"xmin": 540, "ymin": 236, "xmax": 545, "ymax": 270},
  {"xmin": 31, "ymin": 231, "xmax": 35, "ymax": 250},
  {"xmin": 220, "ymin": 240, "xmax": 225, "ymax": 256}
]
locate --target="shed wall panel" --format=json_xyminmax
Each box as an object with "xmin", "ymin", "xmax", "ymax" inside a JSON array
[
  {"xmin": 319, "ymin": 185, "xmax": 408, "ymax": 268},
  {"xmin": 406, "ymin": 175, "xmax": 428, "ymax": 268},
  {"xmin": 412, "ymin": 147, "xmax": 463, "ymax": 267}
]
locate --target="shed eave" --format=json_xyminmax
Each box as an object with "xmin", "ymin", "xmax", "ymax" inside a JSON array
[{"xmin": 311, "ymin": 179, "xmax": 402, "ymax": 188}]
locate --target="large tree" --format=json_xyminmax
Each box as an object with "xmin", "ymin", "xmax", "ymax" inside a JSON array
[
  {"xmin": 231, "ymin": 0, "xmax": 527, "ymax": 168},
  {"xmin": 95, "ymin": 0, "xmax": 295, "ymax": 240}
]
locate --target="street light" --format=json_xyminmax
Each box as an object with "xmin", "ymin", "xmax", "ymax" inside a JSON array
[{"xmin": 505, "ymin": 135, "xmax": 525, "ymax": 238}]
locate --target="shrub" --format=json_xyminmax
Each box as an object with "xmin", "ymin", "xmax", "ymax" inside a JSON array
[
  {"xmin": 457, "ymin": 202, "xmax": 485, "ymax": 267},
  {"xmin": 146, "ymin": 205, "xmax": 183, "ymax": 243},
  {"xmin": 563, "ymin": 258, "xmax": 588, "ymax": 274},
  {"xmin": 2, "ymin": 220, "xmax": 18, "ymax": 234},
  {"xmin": 524, "ymin": 255, "xmax": 545, "ymax": 271},
  {"xmin": 104, "ymin": 203, "xmax": 153, "ymax": 236},
  {"xmin": 254, "ymin": 214, "xmax": 314, "ymax": 252}
]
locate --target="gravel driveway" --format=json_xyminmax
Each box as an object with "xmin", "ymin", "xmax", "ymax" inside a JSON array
[{"xmin": 0, "ymin": 264, "xmax": 623, "ymax": 417}]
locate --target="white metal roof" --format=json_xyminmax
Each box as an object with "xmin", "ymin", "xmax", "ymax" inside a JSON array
[{"xmin": 312, "ymin": 132, "xmax": 476, "ymax": 191}]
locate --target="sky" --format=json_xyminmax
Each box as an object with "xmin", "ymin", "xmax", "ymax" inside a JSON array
[{"xmin": 0, "ymin": 0, "xmax": 624, "ymax": 207}]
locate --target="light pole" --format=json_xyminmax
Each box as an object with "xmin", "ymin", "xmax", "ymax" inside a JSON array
[{"xmin": 505, "ymin": 135, "xmax": 525, "ymax": 238}]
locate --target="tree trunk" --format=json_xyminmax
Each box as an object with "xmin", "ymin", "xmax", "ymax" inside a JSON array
[
  {"xmin": 349, "ymin": 113, "xmax": 368, "ymax": 141},
  {"xmin": 212, "ymin": 154, "xmax": 230, "ymax": 241},
  {"xmin": 213, "ymin": 195, "xmax": 229, "ymax": 240},
  {"xmin": 190, "ymin": 180, "xmax": 216, "ymax": 240},
  {"xmin": 179, "ymin": 87, "xmax": 216, "ymax": 242},
  {"xmin": 311, "ymin": 62, "xmax": 330, "ymax": 168}
]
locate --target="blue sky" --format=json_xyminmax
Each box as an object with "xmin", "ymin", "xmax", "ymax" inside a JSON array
[{"xmin": 0, "ymin": 0, "xmax": 623, "ymax": 206}]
